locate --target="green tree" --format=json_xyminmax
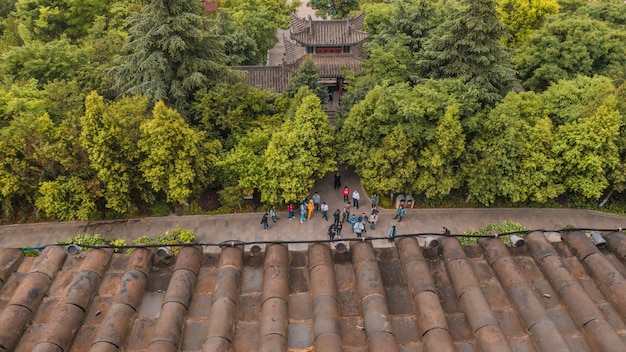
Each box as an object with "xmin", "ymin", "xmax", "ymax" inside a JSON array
[
  {"xmin": 309, "ymin": 0, "xmax": 359, "ymax": 19},
  {"xmin": 464, "ymin": 91, "xmax": 563, "ymax": 205},
  {"xmin": 214, "ymin": 9, "xmax": 261, "ymax": 66},
  {"xmin": 109, "ymin": 0, "xmax": 231, "ymax": 117},
  {"xmin": 553, "ymin": 95, "xmax": 622, "ymax": 200},
  {"xmin": 0, "ymin": 113, "xmax": 77, "ymax": 219},
  {"xmin": 260, "ymin": 93, "xmax": 336, "ymax": 203},
  {"xmin": 138, "ymin": 101, "xmax": 221, "ymax": 205},
  {"xmin": 285, "ymin": 56, "xmax": 328, "ymax": 102},
  {"xmin": 513, "ymin": 16, "xmax": 626, "ymax": 91},
  {"xmin": 419, "ymin": 0, "xmax": 514, "ymax": 105},
  {"xmin": 35, "ymin": 175, "xmax": 99, "ymax": 220},
  {"xmin": 80, "ymin": 92, "xmax": 147, "ymax": 214},
  {"xmin": 415, "ymin": 104, "xmax": 465, "ymax": 198},
  {"xmin": 361, "ymin": 124, "xmax": 418, "ymax": 196},
  {"xmin": 0, "ymin": 38, "xmax": 87, "ymax": 87},
  {"xmin": 496, "ymin": 0, "xmax": 559, "ymax": 47},
  {"xmin": 194, "ymin": 81, "xmax": 280, "ymax": 149}
]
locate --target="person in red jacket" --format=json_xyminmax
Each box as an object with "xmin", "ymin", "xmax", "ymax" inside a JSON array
[{"xmin": 342, "ymin": 186, "xmax": 350, "ymax": 202}]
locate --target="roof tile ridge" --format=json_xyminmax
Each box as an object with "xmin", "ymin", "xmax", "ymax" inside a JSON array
[
  {"xmin": 0, "ymin": 248, "xmax": 24, "ymax": 286},
  {"xmin": 525, "ymin": 232, "xmax": 626, "ymax": 351},
  {"xmin": 0, "ymin": 246, "xmax": 66, "ymax": 351},
  {"xmin": 308, "ymin": 243, "xmax": 343, "ymax": 350},
  {"xmin": 441, "ymin": 237, "xmax": 513, "ymax": 352},
  {"xmin": 351, "ymin": 241, "xmax": 400, "ymax": 352},
  {"xmin": 478, "ymin": 238, "xmax": 571, "ymax": 351},
  {"xmin": 561, "ymin": 231, "xmax": 626, "ymax": 322},
  {"xmin": 92, "ymin": 248, "xmax": 152, "ymax": 351},
  {"xmin": 148, "ymin": 246, "xmax": 203, "ymax": 352},
  {"xmin": 604, "ymin": 231, "xmax": 626, "ymax": 263},
  {"xmin": 395, "ymin": 237, "xmax": 455, "ymax": 351},
  {"xmin": 259, "ymin": 244, "xmax": 289, "ymax": 350},
  {"xmin": 33, "ymin": 248, "xmax": 114, "ymax": 352},
  {"xmin": 202, "ymin": 246, "xmax": 244, "ymax": 351}
]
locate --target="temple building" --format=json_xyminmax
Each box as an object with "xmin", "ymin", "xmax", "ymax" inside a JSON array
[{"xmin": 238, "ymin": 13, "xmax": 369, "ymax": 108}]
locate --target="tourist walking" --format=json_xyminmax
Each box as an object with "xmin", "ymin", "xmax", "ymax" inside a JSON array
[
  {"xmin": 312, "ymin": 192, "xmax": 321, "ymax": 212},
  {"xmin": 307, "ymin": 199, "xmax": 315, "ymax": 220},
  {"xmin": 334, "ymin": 171, "xmax": 341, "ymax": 190},
  {"xmin": 342, "ymin": 186, "xmax": 350, "ymax": 202},
  {"xmin": 328, "ymin": 224, "xmax": 337, "ymax": 240},
  {"xmin": 369, "ymin": 211, "xmax": 378, "ymax": 230},
  {"xmin": 333, "ymin": 209, "xmax": 341, "ymax": 224},
  {"xmin": 388, "ymin": 225, "xmax": 397, "ymax": 241},
  {"xmin": 360, "ymin": 213, "xmax": 368, "ymax": 233},
  {"xmin": 261, "ymin": 213, "xmax": 269, "ymax": 231},
  {"xmin": 300, "ymin": 201, "xmax": 307, "ymax": 223},
  {"xmin": 354, "ymin": 220, "xmax": 364, "ymax": 238},
  {"xmin": 393, "ymin": 204, "xmax": 406, "ymax": 222},
  {"xmin": 371, "ymin": 193, "xmax": 379, "ymax": 209},
  {"xmin": 352, "ymin": 189, "xmax": 360, "ymax": 209},
  {"xmin": 269, "ymin": 205, "xmax": 278, "ymax": 223},
  {"xmin": 287, "ymin": 203, "xmax": 295, "ymax": 220},
  {"xmin": 336, "ymin": 222, "xmax": 343, "ymax": 237},
  {"xmin": 349, "ymin": 213, "xmax": 358, "ymax": 233},
  {"xmin": 342, "ymin": 203, "xmax": 351, "ymax": 223},
  {"xmin": 321, "ymin": 201, "xmax": 329, "ymax": 221}
]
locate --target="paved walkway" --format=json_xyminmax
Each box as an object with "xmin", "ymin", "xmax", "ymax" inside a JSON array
[{"xmin": 2, "ymin": 168, "xmax": 626, "ymax": 252}]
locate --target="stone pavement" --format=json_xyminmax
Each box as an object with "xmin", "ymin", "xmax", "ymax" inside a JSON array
[{"xmin": 2, "ymin": 167, "xmax": 626, "ymax": 252}]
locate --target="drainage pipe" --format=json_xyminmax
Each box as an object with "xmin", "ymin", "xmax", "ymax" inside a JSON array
[{"xmin": 259, "ymin": 244, "xmax": 289, "ymax": 352}]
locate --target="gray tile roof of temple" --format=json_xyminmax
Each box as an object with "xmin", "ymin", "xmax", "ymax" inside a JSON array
[{"xmin": 289, "ymin": 13, "xmax": 369, "ymax": 47}]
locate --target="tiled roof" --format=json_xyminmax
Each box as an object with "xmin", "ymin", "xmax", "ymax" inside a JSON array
[
  {"xmin": 235, "ymin": 66, "xmax": 293, "ymax": 93},
  {"xmin": 1, "ymin": 230, "xmax": 626, "ymax": 351},
  {"xmin": 310, "ymin": 54, "xmax": 363, "ymax": 78},
  {"xmin": 290, "ymin": 13, "xmax": 369, "ymax": 47}
]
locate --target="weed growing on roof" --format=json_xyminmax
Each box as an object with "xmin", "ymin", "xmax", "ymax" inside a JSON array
[
  {"xmin": 55, "ymin": 233, "xmax": 106, "ymax": 248},
  {"xmin": 19, "ymin": 247, "xmax": 40, "ymax": 257},
  {"xmin": 461, "ymin": 221, "xmax": 528, "ymax": 245}
]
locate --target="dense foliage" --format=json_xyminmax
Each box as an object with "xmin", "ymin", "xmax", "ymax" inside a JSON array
[{"xmin": 1, "ymin": 0, "xmax": 626, "ymax": 223}]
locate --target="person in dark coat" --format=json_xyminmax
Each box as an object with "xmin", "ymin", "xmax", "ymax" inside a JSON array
[
  {"xmin": 334, "ymin": 171, "xmax": 341, "ymax": 190},
  {"xmin": 261, "ymin": 213, "xmax": 269, "ymax": 231}
]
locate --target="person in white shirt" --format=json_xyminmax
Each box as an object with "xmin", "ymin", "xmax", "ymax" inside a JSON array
[
  {"xmin": 352, "ymin": 190, "xmax": 360, "ymax": 209},
  {"xmin": 321, "ymin": 201, "xmax": 329, "ymax": 221}
]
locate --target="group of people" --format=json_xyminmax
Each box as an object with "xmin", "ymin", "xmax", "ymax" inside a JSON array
[{"xmin": 262, "ymin": 170, "xmax": 411, "ymax": 239}]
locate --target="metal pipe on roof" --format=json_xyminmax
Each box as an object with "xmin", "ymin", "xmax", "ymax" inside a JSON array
[
  {"xmin": 395, "ymin": 237, "xmax": 455, "ymax": 352},
  {"xmin": 308, "ymin": 243, "xmax": 343, "ymax": 350},
  {"xmin": 259, "ymin": 244, "xmax": 289, "ymax": 352},
  {"xmin": 526, "ymin": 232, "xmax": 626, "ymax": 352},
  {"xmin": 442, "ymin": 237, "xmax": 513, "ymax": 352},
  {"xmin": 203, "ymin": 246, "xmax": 244, "ymax": 352},
  {"xmin": 148, "ymin": 246, "xmax": 203, "ymax": 352},
  {"xmin": 478, "ymin": 238, "xmax": 571, "ymax": 351},
  {"xmin": 33, "ymin": 248, "xmax": 113, "ymax": 352},
  {"xmin": 92, "ymin": 248, "xmax": 152, "ymax": 351},
  {"xmin": 0, "ymin": 246, "xmax": 65, "ymax": 352},
  {"xmin": 351, "ymin": 241, "xmax": 399, "ymax": 352},
  {"xmin": 561, "ymin": 231, "xmax": 626, "ymax": 322}
]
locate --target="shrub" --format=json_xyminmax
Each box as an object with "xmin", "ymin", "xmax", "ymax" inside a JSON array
[{"xmin": 461, "ymin": 221, "xmax": 528, "ymax": 245}]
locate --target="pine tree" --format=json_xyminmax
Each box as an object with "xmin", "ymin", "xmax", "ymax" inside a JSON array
[
  {"xmin": 285, "ymin": 56, "xmax": 328, "ymax": 102},
  {"xmin": 109, "ymin": 0, "xmax": 230, "ymax": 117},
  {"xmin": 419, "ymin": 0, "xmax": 514, "ymax": 106}
]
